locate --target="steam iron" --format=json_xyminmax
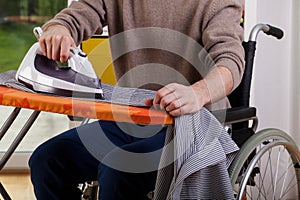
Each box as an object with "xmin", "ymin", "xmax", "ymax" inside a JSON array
[{"xmin": 15, "ymin": 42, "xmax": 104, "ymax": 99}]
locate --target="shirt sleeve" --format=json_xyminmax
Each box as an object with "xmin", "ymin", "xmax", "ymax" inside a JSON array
[
  {"xmin": 201, "ymin": 0, "xmax": 245, "ymax": 91},
  {"xmin": 42, "ymin": 0, "xmax": 107, "ymax": 46}
]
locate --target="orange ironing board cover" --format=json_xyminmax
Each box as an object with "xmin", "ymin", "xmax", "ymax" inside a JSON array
[{"xmin": 0, "ymin": 86, "xmax": 173, "ymax": 125}]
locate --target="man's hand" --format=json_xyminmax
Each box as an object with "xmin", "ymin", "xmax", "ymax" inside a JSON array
[
  {"xmin": 144, "ymin": 82, "xmax": 210, "ymax": 117},
  {"xmin": 144, "ymin": 66, "xmax": 233, "ymax": 117},
  {"xmin": 38, "ymin": 25, "xmax": 76, "ymax": 63}
]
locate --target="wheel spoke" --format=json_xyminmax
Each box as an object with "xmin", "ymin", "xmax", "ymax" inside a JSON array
[
  {"xmin": 272, "ymin": 146, "xmax": 282, "ymax": 199},
  {"xmin": 266, "ymin": 147, "xmax": 275, "ymax": 197},
  {"xmin": 259, "ymin": 145, "xmax": 272, "ymax": 198},
  {"xmin": 280, "ymin": 162, "xmax": 297, "ymax": 199}
]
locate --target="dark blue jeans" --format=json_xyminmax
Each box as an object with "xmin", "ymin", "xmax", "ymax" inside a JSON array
[{"xmin": 29, "ymin": 120, "xmax": 167, "ymax": 200}]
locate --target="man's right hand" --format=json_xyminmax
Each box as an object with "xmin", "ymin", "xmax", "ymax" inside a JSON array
[{"xmin": 38, "ymin": 25, "xmax": 76, "ymax": 63}]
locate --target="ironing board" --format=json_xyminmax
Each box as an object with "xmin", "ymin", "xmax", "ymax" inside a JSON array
[
  {"xmin": 0, "ymin": 85, "xmax": 173, "ymax": 200},
  {"xmin": 0, "ymin": 71, "xmax": 239, "ymax": 200}
]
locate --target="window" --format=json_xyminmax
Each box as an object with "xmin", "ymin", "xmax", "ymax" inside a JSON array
[
  {"xmin": 0, "ymin": 0, "xmax": 69, "ymax": 169},
  {"xmin": 0, "ymin": 0, "xmax": 67, "ymax": 72}
]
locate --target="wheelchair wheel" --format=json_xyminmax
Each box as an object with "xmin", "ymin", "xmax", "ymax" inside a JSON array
[{"xmin": 229, "ymin": 128, "xmax": 300, "ymax": 200}]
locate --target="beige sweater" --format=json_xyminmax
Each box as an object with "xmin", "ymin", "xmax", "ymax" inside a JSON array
[{"xmin": 44, "ymin": 0, "xmax": 245, "ymax": 109}]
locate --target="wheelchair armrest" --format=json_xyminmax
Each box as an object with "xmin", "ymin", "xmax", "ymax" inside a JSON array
[{"xmin": 211, "ymin": 106, "xmax": 257, "ymax": 124}]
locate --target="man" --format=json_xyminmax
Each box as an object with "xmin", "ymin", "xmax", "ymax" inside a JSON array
[{"xmin": 29, "ymin": 0, "xmax": 245, "ymax": 199}]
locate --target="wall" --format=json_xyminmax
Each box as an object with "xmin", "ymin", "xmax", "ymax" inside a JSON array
[{"xmin": 290, "ymin": 0, "xmax": 300, "ymax": 144}]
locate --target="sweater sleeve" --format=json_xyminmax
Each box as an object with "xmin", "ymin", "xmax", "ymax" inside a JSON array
[
  {"xmin": 201, "ymin": 0, "xmax": 245, "ymax": 91},
  {"xmin": 42, "ymin": 0, "xmax": 106, "ymax": 46}
]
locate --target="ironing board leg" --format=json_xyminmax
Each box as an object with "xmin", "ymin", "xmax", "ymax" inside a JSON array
[
  {"xmin": 81, "ymin": 118, "xmax": 90, "ymax": 125},
  {"xmin": 0, "ymin": 110, "xmax": 40, "ymax": 200},
  {"xmin": 0, "ymin": 107, "xmax": 21, "ymax": 140},
  {"xmin": 0, "ymin": 182, "xmax": 12, "ymax": 200},
  {"xmin": 0, "ymin": 110, "xmax": 40, "ymax": 170}
]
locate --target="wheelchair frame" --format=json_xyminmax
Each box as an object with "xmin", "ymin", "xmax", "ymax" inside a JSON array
[{"xmin": 223, "ymin": 23, "xmax": 300, "ymax": 200}]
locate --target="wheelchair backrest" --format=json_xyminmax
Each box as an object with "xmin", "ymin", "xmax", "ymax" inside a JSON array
[{"xmin": 228, "ymin": 41, "xmax": 256, "ymax": 108}]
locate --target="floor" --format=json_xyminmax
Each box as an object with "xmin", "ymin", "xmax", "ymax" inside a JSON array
[{"xmin": 0, "ymin": 172, "xmax": 35, "ymax": 200}]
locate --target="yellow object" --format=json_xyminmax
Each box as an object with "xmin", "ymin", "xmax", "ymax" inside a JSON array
[{"xmin": 81, "ymin": 36, "xmax": 116, "ymax": 85}]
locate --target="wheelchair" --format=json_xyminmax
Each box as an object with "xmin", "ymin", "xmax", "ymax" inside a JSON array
[
  {"xmin": 218, "ymin": 23, "xmax": 300, "ymax": 199},
  {"xmin": 80, "ymin": 23, "xmax": 300, "ymax": 200}
]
